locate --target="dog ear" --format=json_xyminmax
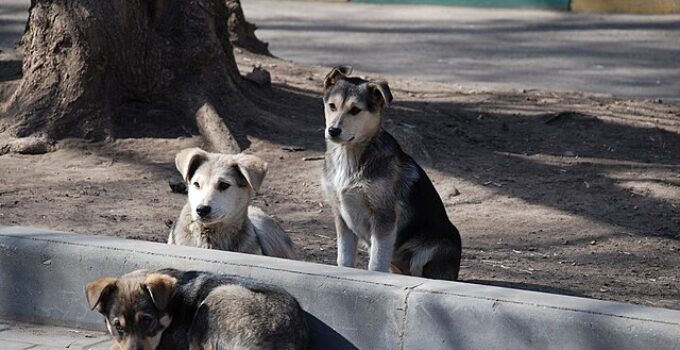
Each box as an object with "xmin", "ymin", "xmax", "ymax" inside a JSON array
[
  {"xmin": 323, "ymin": 65, "xmax": 353, "ymax": 90},
  {"xmin": 234, "ymin": 154, "xmax": 268, "ymax": 193},
  {"xmin": 368, "ymin": 81, "xmax": 393, "ymax": 108},
  {"xmin": 175, "ymin": 148, "xmax": 209, "ymax": 183},
  {"xmin": 143, "ymin": 274, "xmax": 177, "ymax": 311},
  {"xmin": 86, "ymin": 277, "xmax": 118, "ymax": 312}
]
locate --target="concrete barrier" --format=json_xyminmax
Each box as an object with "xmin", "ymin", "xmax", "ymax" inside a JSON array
[{"xmin": 0, "ymin": 225, "xmax": 678, "ymax": 349}]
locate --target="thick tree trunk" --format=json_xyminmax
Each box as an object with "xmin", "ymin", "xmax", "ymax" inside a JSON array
[
  {"xmin": 226, "ymin": 0, "xmax": 271, "ymax": 55},
  {"xmin": 1, "ymin": 0, "xmax": 269, "ymax": 154}
]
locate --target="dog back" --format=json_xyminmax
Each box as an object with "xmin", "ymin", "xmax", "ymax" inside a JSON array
[{"xmin": 249, "ymin": 206, "xmax": 299, "ymax": 259}]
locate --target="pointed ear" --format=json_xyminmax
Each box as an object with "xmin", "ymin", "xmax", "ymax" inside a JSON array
[
  {"xmin": 175, "ymin": 148, "xmax": 209, "ymax": 183},
  {"xmin": 323, "ymin": 65, "xmax": 353, "ymax": 90},
  {"xmin": 369, "ymin": 81, "xmax": 393, "ymax": 108},
  {"xmin": 86, "ymin": 277, "xmax": 118, "ymax": 312},
  {"xmin": 143, "ymin": 274, "xmax": 177, "ymax": 311},
  {"xmin": 234, "ymin": 154, "xmax": 268, "ymax": 193}
]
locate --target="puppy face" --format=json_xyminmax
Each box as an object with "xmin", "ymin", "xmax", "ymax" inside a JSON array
[
  {"xmin": 323, "ymin": 66, "xmax": 393, "ymax": 145},
  {"xmin": 175, "ymin": 149, "xmax": 268, "ymax": 224},
  {"xmin": 86, "ymin": 271, "xmax": 176, "ymax": 350}
]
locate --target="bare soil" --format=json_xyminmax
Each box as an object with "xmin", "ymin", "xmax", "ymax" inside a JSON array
[{"xmin": 1, "ymin": 51, "xmax": 679, "ymax": 309}]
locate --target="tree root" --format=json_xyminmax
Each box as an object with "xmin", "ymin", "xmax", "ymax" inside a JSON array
[
  {"xmin": 194, "ymin": 102, "xmax": 242, "ymax": 154},
  {"xmin": 0, "ymin": 135, "xmax": 54, "ymax": 155}
]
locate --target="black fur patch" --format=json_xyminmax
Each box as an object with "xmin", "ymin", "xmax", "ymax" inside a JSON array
[
  {"xmin": 186, "ymin": 153, "xmax": 207, "ymax": 182},
  {"xmin": 324, "ymin": 77, "xmax": 381, "ymax": 113},
  {"xmin": 228, "ymin": 165, "xmax": 249, "ymax": 188},
  {"xmin": 356, "ymin": 130, "xmax": 461, "ymax": 261}
]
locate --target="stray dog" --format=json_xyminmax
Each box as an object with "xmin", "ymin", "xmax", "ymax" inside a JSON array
[
  {"xmin": 168, "ymin": 148, "xmax": 297, "ymax": 259},
  {"xmin": 86, "ymin": 268, "xmax": 309, "ymax": 350},
  {"xmin": 321, "ymin": 66, "xmax": 462, "ymax": 280}
]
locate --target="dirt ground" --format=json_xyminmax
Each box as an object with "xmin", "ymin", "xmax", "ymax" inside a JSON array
[{"xmin": 1, "ymin": 50, "xmax": 679, "ymax": 310}]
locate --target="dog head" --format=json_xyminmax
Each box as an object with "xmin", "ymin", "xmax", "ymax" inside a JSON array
[
  {"xmin": 322, "ymin": 65, "xmax": 393, "ymax": 145},
  {"xmin": 175, "ymin": 148, "xmax": 268, "ymax": 224},
  {"xmin": 86, "ymin": 270, "xmax": 176, "ymax": 350}
]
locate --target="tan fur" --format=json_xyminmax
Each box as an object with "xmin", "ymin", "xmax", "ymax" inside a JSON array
[
  {"xmin": 175, "ymin": 148, "xmax": 209, "ymax": 183},
  {"xmin": 169, "ymin": 148, "xmax": 298, "ymax": 259},
  {"xmin": 86, "ymin": 277, "xmax": 118, "ymax": 311},
  {"xmin": 191, "ymin": 284, "xmax": 305, "ymax": 350},
  {"xmin": 323, "ymin": 65, "xmax": 353, "ymax": 89},
  {"xmin": 89, "ymin": 269, "xmax": 309, "ymax": 350},
  {"xmin": 322, "ymin": 67, "xmax": 461, "ymax": 279},
  {"xmin": 89, "ymin": 271, "xmax": 173, "ymax": 350},
  {"xmin": 144, "ymin": 274, "xmax": 177, "ymax": 310},
  {"xmin": 232, "ymin": 153, "xmax": 268, "ymax": 192},
  {"xmin": 324, "ymin": 93, "xmax": 382, "ymax": 145}
]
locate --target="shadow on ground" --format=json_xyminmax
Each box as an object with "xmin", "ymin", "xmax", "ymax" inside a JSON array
[
  {"xmin": 253, "ymin": 82, "xmax": 680, "ymax": 239},
  {"xmin": 1, "ymin": 7, "xmax": 679, "ymax": 306}
]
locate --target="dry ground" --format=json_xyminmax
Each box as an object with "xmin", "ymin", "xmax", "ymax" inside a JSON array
[{"xmin": 1, "ymin": 51, "xmax": 679, "ymax": 309}]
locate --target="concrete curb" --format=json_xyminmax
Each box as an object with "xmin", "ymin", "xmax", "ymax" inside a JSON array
[{"xmin": 1, "ymin": 226, "xmax": 679, "ymax": 349}]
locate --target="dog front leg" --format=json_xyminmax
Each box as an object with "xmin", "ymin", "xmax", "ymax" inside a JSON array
[
  {"xmin": 335, "ymin": 215, "xmax": 358, "ymax": 268},
  {"xmin": 368, "ymin": 231, "xmax": 396, "ymax": 272}
]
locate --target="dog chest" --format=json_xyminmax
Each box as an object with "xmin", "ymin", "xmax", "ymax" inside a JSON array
[
  {"xmin": 323, "ymin": 175, "xmax": 372, "ymax": 240},
  {"xmin": 337, "ymin": 189, "xmax": 372, "ymax": 240},
  {"xmin": 323, "ymin": 147, "xmax": 377, "ymax": 239}
]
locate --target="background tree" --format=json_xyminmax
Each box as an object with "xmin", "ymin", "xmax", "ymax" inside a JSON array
[{"xmin": 1, "ymin": 0, "xmax": 271, "ymax": 154}]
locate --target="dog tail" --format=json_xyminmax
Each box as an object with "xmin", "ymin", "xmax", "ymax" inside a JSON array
[{"xmin": 249, "ymin": 206, "xmax": 299, "ymax": 260}]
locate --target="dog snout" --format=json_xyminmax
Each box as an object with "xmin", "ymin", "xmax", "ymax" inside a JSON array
[
  {"xmin": 327, "ymin": 127, "xmax": 342, "ymax": 137},
  {"xmin": 196, "ymin": 205, "xmax": 212, "ymax": 218}
]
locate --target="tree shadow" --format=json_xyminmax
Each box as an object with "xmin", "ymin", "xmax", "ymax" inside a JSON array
[
  {"xmin": 407, "ymin": 293, "xmax": 670, "ymax": 349},
  {"xmin": 254, "ymin": 11, "xmax": 680, "ymax": 101},
  {"xmin": 467, "ymin": 279, "xmax": 587, "ymax": 298},
  {"xmin": 246, "ymin": 82, "xmax": 680, "ymax": 243},
  {"xmin": 0, "ymin": 59, "xmax": 21, "ymax": 82},
  {"xmin": 261, "ymin": 19, "xmax": 680, "ymax": 37},
  {"xmin": 305, "ymin": 312, "xmax": 359, "ymax": 350}
]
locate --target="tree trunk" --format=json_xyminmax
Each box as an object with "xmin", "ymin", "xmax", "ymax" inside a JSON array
[
  {"xmin": 1, "ymin": 0, "xmax": 270, "ymax": 154},
  {"xmin": 226, "ymin": 0, "xmax": 271, "ymax": 56}
]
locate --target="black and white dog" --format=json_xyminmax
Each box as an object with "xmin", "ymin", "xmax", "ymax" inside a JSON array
[{"xmin": 321, "ymin": 66, "xmax": 462, "ymax": 280}]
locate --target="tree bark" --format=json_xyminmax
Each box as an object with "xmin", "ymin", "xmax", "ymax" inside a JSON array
[
  {"xmin": 226, "ymin": 0, "xmax": 271, "ymax": 55},
  {"xmin": 1, "ymin": 0, "xmax": 269, "ymax": 154}
]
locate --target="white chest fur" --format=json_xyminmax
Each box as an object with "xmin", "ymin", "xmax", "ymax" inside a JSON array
[{"xmin": 323, "ymin": 147, "xmax": 372, "ymax": 241}]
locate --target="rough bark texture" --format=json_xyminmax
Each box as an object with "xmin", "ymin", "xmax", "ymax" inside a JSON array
[
  {"xmin": 226, "ymin": 0, "xmax": 271, "ymax": 55},
  {"xmin": 0, "ymin": 0, "xmax": 270, "ymax": 154}
]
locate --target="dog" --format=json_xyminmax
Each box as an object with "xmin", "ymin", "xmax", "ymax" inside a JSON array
[
  {"xmin": 168, "ymin": 148, "xmax": 297, "ymax": 259},
  {"xmin": 86, "ymin": 268, "xmax": 309, "ymax": 350},
  {"xmin": 321, "ymin": 66, "xmax": 462, "ymax": 280}
]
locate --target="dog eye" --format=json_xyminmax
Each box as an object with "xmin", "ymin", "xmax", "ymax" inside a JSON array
[
  {"xmin": 328, "ymin": 103, "xmax": 337, "ymax": 112},
  {"xmin": 193, "ymin": 181, "xmax": 200, "ymax": 189},
  {"xmin": 217, "ymin": 182, "xmax": 231, "ymax": 191},
  {"xmin": 113, "ymin": 319, "xmax": 125, "ymax": 335},
  {"xmin": 139, "ymin": 315, "xmax": 155, "ymax": 329},
  {"xmin": 349, "ymin": 107, "xmax": 362, "ymax": 115}
]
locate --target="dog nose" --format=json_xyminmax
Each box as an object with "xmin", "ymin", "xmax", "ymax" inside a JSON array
[
  {"xmin": 328, "ymin": 127, "xmax": 342, "ymax": 137},
  {"xmin": 196, "ymin": 205, "xmax": 211, "ymax": 218}
]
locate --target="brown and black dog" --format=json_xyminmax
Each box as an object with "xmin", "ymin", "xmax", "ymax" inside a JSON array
[
  {"xmin": 86, "ymin": 268, "xmax": 309, "ymax": 350},
  {"xmin": 321, "ymin": 66, "xmax": 462, "ymax": 280}
]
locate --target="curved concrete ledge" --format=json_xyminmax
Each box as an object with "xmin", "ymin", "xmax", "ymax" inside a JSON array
[{"xmin": 0, "ymin": 225, "xmax": 678, "ymax": 349}]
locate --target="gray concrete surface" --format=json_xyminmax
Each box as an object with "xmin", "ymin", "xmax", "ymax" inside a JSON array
[
  {"xmin": 1, "ymin": 226, "xmax": 679, "ymax": 350},
  {"xmin": 1, "ymin": 0, "xmax": 678, "ymax": 102},
  {"xmin": 0, "ymin": 0, "xmax": 27, "ymax": 55},
  {"xmin": 242, "ymin": 0, "xmax": 680, "ymax": 103},
  {"xmin": 0, "ymin": 320, "xmax": 111, "ymax": 350}
]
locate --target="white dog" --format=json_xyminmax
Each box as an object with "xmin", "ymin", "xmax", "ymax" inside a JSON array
[{"xmin": 168, "ymin": 148, "xmax": 298, "ymax": 259}]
